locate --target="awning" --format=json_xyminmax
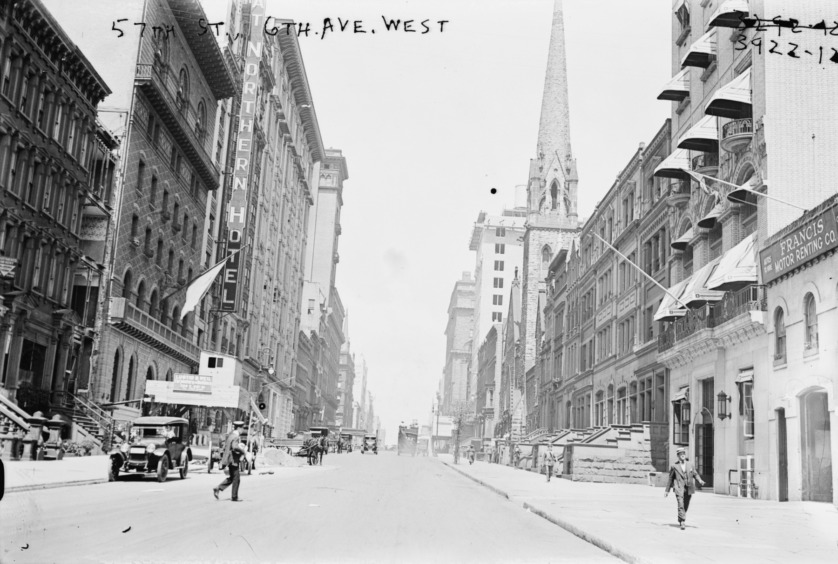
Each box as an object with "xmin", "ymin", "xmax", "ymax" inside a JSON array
[
  {"xmin": 726, "ymin": 174, "xmax": 758, "ymax": 204},
  {"xmin": 654, "ymin": 148, "xmax": 691, "ymax": 179},
  {"xmin": 654, "ymin": 278, "xmax": 691, "ymax": 322},
  {"xmin": 672, "ymin": 388, "xmax": 689, "ymax": 403},
  {"xmin": 657, "ymin": 69, "xmax": 690, "ymax": 102},
  {"xmin": 705, "ymin": 68, "xmax": 751, "ymax": 119},
  {"xmin": 706, "ymin": 233, "xmax": 757, "ymax": 291},
  {"xmin": 677, "ymin": 115, "xmax": 719, "ymax": 153},
  {"xmin": 697, "ymin": 198, "xmax": 724, "ymax": 229},
  {"xmin": 671, "ymin": 227, "xmax": 694, "ymax": 251},
  {"xmin": 681, "ymin": 29, "xmax": 717, "ymax": 69},
  {"xmin": 708, "ymin": 0, "xmax": 749, "ymax": 28},
  {"xmin": 681, "ymin": 258, "xmax": 726, "ymax": 307},
  {"xmin": 735, "ymin": 368, "xmax": 754, "ymax": 383}
]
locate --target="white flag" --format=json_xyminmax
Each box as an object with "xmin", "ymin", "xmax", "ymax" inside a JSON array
[{"xmin": 180, "ymin": 252, "xmax": 235, "ymax": 320}]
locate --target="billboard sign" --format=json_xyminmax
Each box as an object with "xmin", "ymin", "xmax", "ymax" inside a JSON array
[{"xmin": 760, "ymin": 204, "xmax": 838, "ymax": 284}]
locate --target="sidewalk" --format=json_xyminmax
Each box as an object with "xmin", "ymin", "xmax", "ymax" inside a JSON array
[
  {"xmin": 4, "ymin": 455, "xmax": 112, "ymax": 492},
  {"xmin": 437, "ymin": 454, "xmax": 838, "ymax": 564}
]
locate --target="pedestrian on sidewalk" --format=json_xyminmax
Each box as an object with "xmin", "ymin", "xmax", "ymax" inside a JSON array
[
  {"xmin": 543, "ymin": 443, "xmax": 556, "ymax": 482},
  {"xmin": 664, "ymin": 446, "xmax": 705, "ymax": 530},
  {"xmin": 213, "ymin": 421, "xmax": 246, "ymax": 502}
]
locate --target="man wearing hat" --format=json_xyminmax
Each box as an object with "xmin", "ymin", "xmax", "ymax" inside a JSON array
[
  {"xmin": 213, "ymin": 421, "xmax": 246, "ymax": 501},
  {"xmin": 665, "ymin": 446, "xmax": 705, "ymax": 529},
  {"xmin": 543, "ymin": 443, "xmax": 557, "ymax": 482}
]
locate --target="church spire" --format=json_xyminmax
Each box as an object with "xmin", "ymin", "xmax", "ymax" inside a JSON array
[{"xmin": 537, "ymin": 0, "xmax": 573, "ymax": 169}]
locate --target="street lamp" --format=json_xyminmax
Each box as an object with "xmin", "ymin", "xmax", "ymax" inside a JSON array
[{"xmin": 717, "ymin": 391, "xmax": 731, "ymax": 420}]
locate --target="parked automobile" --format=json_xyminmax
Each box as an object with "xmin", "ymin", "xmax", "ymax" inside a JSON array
[{"xmin": 108, "ymin": 416, "xmax": 192, "ymax": 482}]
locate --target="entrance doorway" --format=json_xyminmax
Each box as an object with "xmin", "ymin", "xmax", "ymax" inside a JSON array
[
  {"xmin": 800, "ymin": 390, "xmax": 832, "ymax": 502},
  {"xmin": 695, "ymin": 408, "xmax": 714, "ymax": 487},
  {"xmin": 777, "ymin": 408, "xmax": 788, "ymax": 501}
]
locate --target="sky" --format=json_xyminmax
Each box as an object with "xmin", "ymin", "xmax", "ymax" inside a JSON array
[{"xmin": 202, "ymin": 0, "xmax": 673, "ymax": 442}]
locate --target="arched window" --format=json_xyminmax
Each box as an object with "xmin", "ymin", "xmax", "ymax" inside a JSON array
[
  {"xmin": 122, "ymin": 270, "xmax": 132, "ymax": 299},
  {"xmin": 171, "ymin": 306, "xmax": 180, "ymax": 332},
  {"xmin": 804, "ymin": 293, "xmax": 818, "ymax": 351},
  {"xmin": 616, "ymin": 386, "xmax": 627, "ymax": 425},
  {"xmin": 181, "ymin": 311, "xmax": 190, "ymax": 337},
  {"xmin": 160, "ymin": 298, "xmax": 169, "ymax": 325},
  {"xmin": 149, "ymin": 289, "xmax": 159, "ymax": 317},
  {"xmin": 109, "ymin": 349, "xmax": 122, "ymax": 402},
  {"xmin": 167, "ymin": 248, "xmax": 174, "ymax": 273},
  {"xmin": 774, "ymin": 307, "xmax": 786, "ymax": 362},
  {"xmin": 196, "ymin": 100, "xmax": 206, "ymax": 140},
  {"xmin": 146, "ymin": 366, "xmax": 155, "ymax": 381},
  {"xmin": 550, "ymin": 181, "xmax": 558, "ymax": 211},
  {"xmin": 541, "ymin": 246, "xmax": 552, "ymax": 272},
  {"xmin": 177, "ymin": 67, "xmax": 189, "ymax": 110},
  {"xmin": 153, "ymin": 33, "xmax": 169, "ymax": 67},
  {"xmin": 136, "ymin": 280, "xmax": 146, "ymax": 309},
  {"xmin": 165, "ymin": 368, "xmax": 173, "ymax": 382},
  {"xmin": 124, "ymin": 355, "xmax": 135, "ymax": 402}
]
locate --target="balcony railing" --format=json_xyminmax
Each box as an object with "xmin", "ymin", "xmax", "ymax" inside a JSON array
[
  {"xmin": 134, "ymin": 63, "xmax": 219, "ymax": 189},
  {"xmin": 658, "ymin": 285, "xmax": 767, "ymax": 353},
  {"xmin": 721, "ymin": 118, "xmax": 753, "ymax": 152},
  {"xmin": 109, "ymin": 297, "xmax": 199, "ymax": 364},
  {"xmin": 712, "ymin": 284, "xmax": 766, "ymax": 326}
]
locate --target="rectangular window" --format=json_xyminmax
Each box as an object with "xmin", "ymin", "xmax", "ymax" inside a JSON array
[
  {"xmin": 494, "ymin": 260, "xmax": 504, "ymax": 271},
  {"xmin": 495, "ymin": 227, "xmax": 506, "ymax": 237},
  {"xmin": 741, "ymin": 380, "xmax": 754, "ymax": 438},
  {"xmin": 137, "ymin": 160, "xmax": 145, "ymax": 192},
  {"xmin": 673, "ymin": 398, "xmax": 690, "ymax": 445},
  {"xmin": 492, "ymin": 312, "xmax": 502, "ymax": 322},
  {"xmin": 493, "ymin": 277, "xmax": 503, "ymax": 288},
  {"xmin": 492, "ymin": 295, "xmax": 503, "ymax": 306},
  {"xmin": 495, "ymin": 243, "xmax": 505, "ymax": 254}
]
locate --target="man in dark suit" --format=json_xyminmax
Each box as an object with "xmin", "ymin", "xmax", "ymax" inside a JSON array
[
  {"xmin": 213, "ymin": 421, "xmax": 246, "ymax": 502},
  {"xmin": 665, "ymin": 446, "xmax": 705, "ymax": 529}
]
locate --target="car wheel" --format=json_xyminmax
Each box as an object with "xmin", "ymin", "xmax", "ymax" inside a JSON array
[
  {"xmin": 108, "ymin": 459, "xmax": 120, "ymax": 482},
  {"xmin": 157, "ymin": 456, "xmax": 169, "ymax": 482},
  {"xmin": 179, "ymin": 454, "xmax": 189, "ymax": 479}
]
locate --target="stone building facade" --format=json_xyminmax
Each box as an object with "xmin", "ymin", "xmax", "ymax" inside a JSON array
[
  {"xmin": 442, "ymin": 272, "xmax": 474, "ymax": 413},
  {"xmin": 0, "ymin": 0, "xmax": 117, "ymax": 422}
]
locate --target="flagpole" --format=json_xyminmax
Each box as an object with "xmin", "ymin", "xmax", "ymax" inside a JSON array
[
  {"xmin": 160, "ymin": 246, "xmax": 245, "ymax": 305},
  {"xmin": 588, "ymin": 233, "xmax": 689, "ymax": 310}
]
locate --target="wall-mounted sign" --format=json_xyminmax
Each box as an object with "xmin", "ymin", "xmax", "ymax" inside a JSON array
[
  {"xmin": 221, "ymin": 1, "xmax": 266, "ymax": 312},
  {"xmin": 760, "ymin": 204, "xmax": 838, "ymax": 284},
  {"xmin": 173, "ymin": 373, "xmax": 212, "ymax": 394}
]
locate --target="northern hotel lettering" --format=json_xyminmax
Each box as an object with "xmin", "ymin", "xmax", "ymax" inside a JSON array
[{"xmin": 221, "ymin": 0, "xmax": 265, "ymax": 311}]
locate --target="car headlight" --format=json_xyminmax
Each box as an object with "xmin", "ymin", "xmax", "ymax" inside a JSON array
[
  {"xmin": 146, "ymin": 444, "xmax": 156, "ymax": 454},
  {"xmin": 120, "ymin": 443, "xmax": 129, "ymax": 453}
]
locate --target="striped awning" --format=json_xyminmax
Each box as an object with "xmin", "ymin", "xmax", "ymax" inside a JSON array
[
  {"xmin": 657, "ymin": 69, "xmax": 690, "ymax": 102},
  {"xmin": 681, "ymin": 258, "xmax": 725, "ymax": 307},
  {"xmin": 654, "ymin": 148, "xmax": 691, "ymax": 179},
  {"xmin": 681, "ymin": 29, "xmax": 717, "ymax": 69},
  {"xmin": 706, "ymin": 233, "xmax": 758, "ymax": 291},
  {"xmin": 654, "ymin": 278, "xmax": 691, "ymax": 322},
  {"xmin": 677, "ymin": 115, "xmax": 719, "ymax": 153},
  {"xmin": 708, "ymin": 0, "xmax": 749, "ymax": 28},
  {"xmin": 671, "ymin": 227, "xmax": 694, "ymax": 251},
  {"xmin": 705, "ymin": 69, "xmax": 752, "ymax": 119}
]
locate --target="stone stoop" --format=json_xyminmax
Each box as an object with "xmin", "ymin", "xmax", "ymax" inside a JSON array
[{"xmin": 565, "ymin": 425, "xmax": 657, "ymax": 485}]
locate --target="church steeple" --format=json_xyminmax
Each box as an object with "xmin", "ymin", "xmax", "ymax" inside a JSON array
[{"xmin": 530, "ymin": 0, "xmax": 577, "ymax": 220}]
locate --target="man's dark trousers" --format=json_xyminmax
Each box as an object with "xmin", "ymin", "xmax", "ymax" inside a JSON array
[
  {"xmin": 217, "ymin": 463, "xmax": 241, "ymax": 499},
  {"xmin": 676, "ymin": 491, "xmax": 692, "ymax": 523}
]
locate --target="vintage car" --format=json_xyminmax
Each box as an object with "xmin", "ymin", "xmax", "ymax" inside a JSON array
[
  {"xmin": 362, "ymin": 434, "xmax": 378, "ymax": 454},
  {"xmin": 108, "ymin": 416, "xmax": 192, "ymax": 482}
]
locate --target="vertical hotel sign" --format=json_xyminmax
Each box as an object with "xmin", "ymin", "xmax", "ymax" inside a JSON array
[{"xmin": 221, "ymin": 0, "xmax": 265, "ymax": 311}]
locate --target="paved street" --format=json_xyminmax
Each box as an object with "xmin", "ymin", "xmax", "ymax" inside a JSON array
[{"xmin": 1, "ymin": 451, "xmax": 617, "ymax": 564}]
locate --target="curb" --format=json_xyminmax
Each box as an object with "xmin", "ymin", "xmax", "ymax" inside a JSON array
[
  {"xmin": 442, "ymin": 461, "xmax": 509, "ymax": 500},
  {"xmin": 441, "ymin": 460, "xmax": 645, "ymax": 564},
  {"xmin": 7, "ymin": 478, "xmax": 109, "ymax": 493}
]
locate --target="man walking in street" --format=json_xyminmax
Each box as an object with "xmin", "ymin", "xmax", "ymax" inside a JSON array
[
  {"xmin": 543, "ymin": 443, "xmax": 556, "ymax": 482},
  {"xmin": 213, "ymin": 421, "xmax": 246, "ymax": 502},
  {"xmin": 665, "ymin": 446, "xmax": 705, "ymax": 529}
]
